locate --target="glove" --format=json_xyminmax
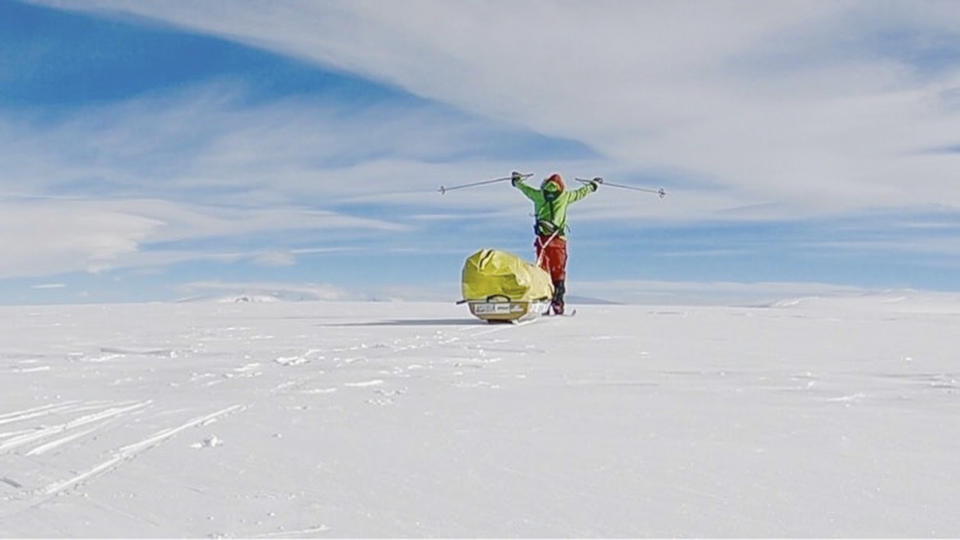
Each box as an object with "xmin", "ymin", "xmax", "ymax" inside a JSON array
[
  {"xmin": 511, "ymin": 171, "xmax": 524, "ymax": 186},
  {"xmin": 589, "ymin": 176, "xmax": 602, "ymax": 191},
  {"xmin": 592, "ymin": 177, "xmax": 603, "ymax": 184}
]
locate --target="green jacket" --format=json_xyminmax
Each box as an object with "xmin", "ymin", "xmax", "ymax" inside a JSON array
[{"xmin": 515, "ymin": 180, "xmax": 596, "ymax": 237}]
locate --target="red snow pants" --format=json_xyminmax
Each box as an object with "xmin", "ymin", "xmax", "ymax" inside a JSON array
[{"xmin": 535, "ymin": 235, "xmax": 568, "ymax": 283}]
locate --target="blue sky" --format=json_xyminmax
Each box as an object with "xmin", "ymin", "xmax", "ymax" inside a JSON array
[{"xmin": 2, "ymin": 0, "xmax": 959, "ymax": 305}]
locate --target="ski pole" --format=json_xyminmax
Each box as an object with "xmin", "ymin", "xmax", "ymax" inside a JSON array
[
  {"xmin": 575, "ymin": 178, "xmax": 667, "ymax": 199},
  {"xmin": 439, "ymin": 173, "xmax": 532, "ymax": 195}
]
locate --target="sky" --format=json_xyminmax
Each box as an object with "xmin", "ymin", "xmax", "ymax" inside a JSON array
[{"xmin": 1, "ymin": 0, "xmax": 959, "ymax": 305}]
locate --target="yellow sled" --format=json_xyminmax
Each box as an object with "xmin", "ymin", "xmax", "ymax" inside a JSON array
[{"xmin": 461, "ymin": 249, "xmax": 554, "ymax": 323}]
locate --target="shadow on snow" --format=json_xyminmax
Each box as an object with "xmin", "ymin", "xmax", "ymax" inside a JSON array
[{"xmin": 322, "ymin": 318, "xmax": 486, "ymax": 327}]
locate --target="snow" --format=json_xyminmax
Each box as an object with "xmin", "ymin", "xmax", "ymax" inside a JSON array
[{"xmin": 1, "ymin": 297, "xmax": 958, "ymax": 537}]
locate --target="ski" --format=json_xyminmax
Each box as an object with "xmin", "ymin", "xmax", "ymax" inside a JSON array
[{"xmin": 542, "ymin": 308, "xmax": 577, "ymax": 317}]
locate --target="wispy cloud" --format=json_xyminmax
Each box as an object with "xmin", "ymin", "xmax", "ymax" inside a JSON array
[
  {"xmin": 0, "ymin": 78, "xmax": 629, "ymax": 280},
  {"xmin": 0, "ymin": 195, "xmax": 404, "ymax": 278},
  {"xmin": 0, "ymin": 200, "xmax": 161, "ymax": 278},
  {"xmin": 653, "ymin": 249, "xmax": 751, "ymax": 258},
  {"xmin": 35, "ymin": 0, "xmax": 960, "ymax": 215},
  {"xmin": 806, "ymin": 237, "xmax": 960, "ymax": 256},
  {"xmin": 30, "ymin": 283, "xmax": 66, "ymax": 289},
  {"xmin": 5, "ymin": 1, "xmax": 960, "ymax": 301}
]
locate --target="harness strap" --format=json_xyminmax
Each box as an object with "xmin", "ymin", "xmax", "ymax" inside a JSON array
[{"xmin": 535, "ymin": 230, "xmax": 561, "ymax": 267}]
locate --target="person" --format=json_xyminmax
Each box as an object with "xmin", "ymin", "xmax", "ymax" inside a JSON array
[{"xmin": 511, "ymin": 171, "xmax": 601, "ymax": 315}]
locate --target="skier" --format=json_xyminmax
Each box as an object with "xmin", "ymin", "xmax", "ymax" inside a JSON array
[{"xmin": 511, "ymin": 171, "xmax": 601, "ymax": 315}]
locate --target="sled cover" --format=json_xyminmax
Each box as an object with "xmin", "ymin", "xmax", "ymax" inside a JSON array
[{"xmin": 461, "ymin": 249, "xmax": 554, "ymax": 302}]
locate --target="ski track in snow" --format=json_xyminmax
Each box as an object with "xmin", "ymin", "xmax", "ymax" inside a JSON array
[
  {"xmin": 0, "ymin": 402, "xmax": 81, "ymax": 426},
  {"xmin": 195, "ymin": 313, "xmax": 547, "ymax": 404},
  {"xmin": 250, "ymin": 524, "xmax": 332, "ymax": 537},
  {"xmin": 0, "ymin": 403, "xmax": 247, "ymax": 517},
  {"xmin": 11, "ymin": 365, "xmax": 52, "ymax": 373},
  {"xmin": 0, "ymin": 394, "xmax": 242, "ymax": 486},
  {"xmin": 0, "ymin": 401, "xmax": 150, "ymax": 454},
  {"xmin": 24, "ymin": 425, "xmax": 104, "ymax": 457},
  {"xmin": 343, "ymin": 379, "xmax": 384, "ymax": 388},
  {"xmin": 0, "ymin": 307, "xmax": 520, "ymax": 525},
  {"xmin": 0, "ymin": 305, "xmax": 544, "ymax": 526},
  {"xmin": 3, "ymin": 300, "xmax": 957, "ymax": 536},
  {"xmin": 1, "ymin": 477, "xmax": 23, "ymax": 489}
]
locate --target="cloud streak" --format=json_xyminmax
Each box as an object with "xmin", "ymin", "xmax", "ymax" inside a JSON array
[
  {"xmin": 0, "ymin": 77, "xmax": 641, "ymax": 279},
  {"xmin": 35, "ymin": 0, "xmax": 960, "ymax": 215},
  {"xmin": 5, "ymin": 1, "xmax": 960, "ymax": 299},
  {"xmin": 30, "ymin": 283, "xmax": 67, "ymax": 289},
  {"xmin": 0, "ymin": 196, "xmax": 402, "ymax": 278}
]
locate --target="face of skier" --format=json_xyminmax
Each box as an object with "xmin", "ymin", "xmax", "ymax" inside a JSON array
[{"xmin": 541, "ymin": 176, "xmax": 563, "ymax": 201}]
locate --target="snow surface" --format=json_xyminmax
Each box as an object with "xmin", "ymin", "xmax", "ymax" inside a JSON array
[{"xmin": 1, "ymin": 297, "xmax": 958, "ymax": 537}]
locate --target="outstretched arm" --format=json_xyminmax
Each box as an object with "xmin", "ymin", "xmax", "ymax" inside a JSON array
[
  {"xmin": 512, "ymin": 172, "xmax": 541, "ymax": 202},
  {"xmin": 566, "ymin": 178, "xmax": 601, "ymax": 204}
]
